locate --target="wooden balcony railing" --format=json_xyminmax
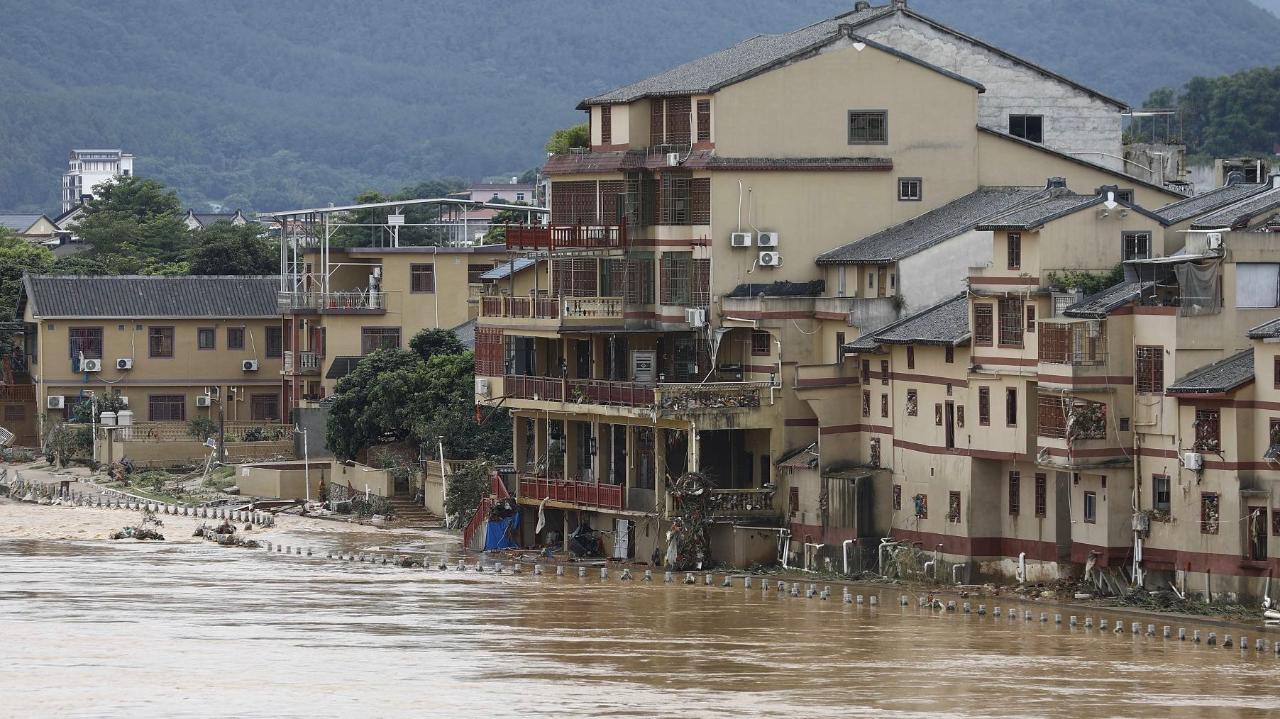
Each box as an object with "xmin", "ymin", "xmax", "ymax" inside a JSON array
[
  {"xmin": 505, "ymin": 224, "xmax": 627, "ymax": 252},
  {"xmin": 518, "ymin": 475, "xmax": 623, "ymax": 511},
  {"xmin": 504, "ymin": 375, "xmax": 564, "ymax": 402},
  {"xmin": 479, "ymin": 296, "xmax": 562, "ymax": 320}
]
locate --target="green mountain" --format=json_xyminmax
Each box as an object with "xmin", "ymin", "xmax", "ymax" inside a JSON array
[{"xmin": 3, "ymin": 0, "xmax": 1279, "ymax": 213}]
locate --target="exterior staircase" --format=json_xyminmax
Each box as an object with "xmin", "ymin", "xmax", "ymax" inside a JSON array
[{"xmin": 388, "ymin": 497, "xmax": 442, "ymax": 529}]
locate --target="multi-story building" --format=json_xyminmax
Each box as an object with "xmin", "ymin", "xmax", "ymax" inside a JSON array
[
  {"xmin": 475, "ymin": 1, "xmax": 1183, "ymax": 564},
  {"xmin": 278, "ymin": 244, "xmax": 507, "ymax": 410},
  {"xmin": 61, "ymin": 149, "xmax": 133, "ymax": 213},
  {"xmin": 17, "ymin": 275, "xmax": 284, "ymax": 441}
]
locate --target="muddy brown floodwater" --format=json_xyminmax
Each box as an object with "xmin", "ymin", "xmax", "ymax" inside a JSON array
[{"xmin": 1, "ymin": 524, "xmax": 1278, "ymax": 719}]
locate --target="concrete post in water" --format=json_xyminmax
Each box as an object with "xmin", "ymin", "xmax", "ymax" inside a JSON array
[
  {"xmin": 620, "ymin": 568, "xmax": 633, "ymax": 581},
  {"xmin": 963, "ymin": 602, "xmax": 971, "ymax": 613},
  {"xmin": 1255, "ymin": 638, "xmax": 1264, "ymax": 653},
  {"xmin": 306, "ymin": 547, "xmax": 312, "ymax": 556},
  {"xmin": 1099, "ymin": 619, "xmax": 1108, "ymax": 630},
  {"xmin": 266, "ymin": 541, "xmax": 272, "ymax": 551},
  {"xmin": 904, "ymin": 595, "xmax": 912, "ymax": 607},
  {"xmin": 705, "ymin": 573, "xmax": 713, "ymax": 586},
  {"xmin": 1132, "ymin": 622, "xmax": 1140, "ymax": 635},
  {"xmin": 1085, "ymin": 617, "xmax": 1093, "ymax": 628},
  {"xmin": 664, "ymin": 571, "xmax": 673, "ymax": 583},
  {"xmin": 534, "ymin": 565, "xmax": 544, "ymax": 576},
  {"xmin": 1146, "ymin": 624, "xmax": 1154, "ymax": 637},
  {"xmin": 1239, "ymin": 637, "xmax": 1247, "ymax": 652},
  {"xmin": 790, "ymin": 583, "xmax": 800, "ymax": 597},
  {"xmin": 743, "ymin": 576, "xmax": 751, "ymax": 588},
  {"xmin": 1178, "ymin": 627, "xmax": 1186, "ymax": 641},
  {"xmin": 844, "ymin": 592, "xmax": 853, "ymax": 604},
  {"xmin": 779, "ymin": 581, "xmax": 788, "ymax": 593},
  {"xmin": 685, "ymin": 573, "xmax": 697, "ymax": 585},
  {"xmin": 1114, "ymin": 622, "xmax": 1123, "ymax": 634},
  {"xmin": 1040, "ymin": 613, "xmax": 1048, "ymax": 623},
  {"xmin": 1207, "ymin": 632, "xmax": 1216, "ymax": 646},
  {"xmin": 1068, "ymin": 615, "xmax": 1075, "ymax": 627},
  {"xmin": 577, "ymin": 566, "xmax": 586, "ymax": 578},
  {"xmin": 858, "ymin": 595, "xmax": 866, "ymax": 605},
  {"xmin": 1222, "ymin": 635, "xmax": 1232, "ymax": 648},
  {"xmin": 511, "ymin": 563, "xmax": 523, "ymax": 575},
  {"xmin": 600, "ymin": 567, "xmax": 608, "ymax": 580},
  {"xmin": 1023, "ymin": 610, "xmax": 1031, "ymax": 621},
  {"xmin": 977, "ymin": 604, "xmax": 987, "ymax": 616},
  {"xmin": 868, "ymin": 595, "xmax": 878, "ymax": 606},
  {"xmin": 993, "ymin": 607, "xmax": 1001, "ymax": 617},
  {"xmin": 1163, "ymin": 626, "xmax": 1171, "ymax": 639},
  {"xmin": 643, "ymin": 569, "xmax": 652, "ymax": 581},
  {"xmin": 721, "ymin": 576, "xmax": 731, "ymax": 588},
  {"xmin": 948, "ymin": 601, "xmax": 957, "ymax": 612},
  {"xmin": 1193, "ymin": 629, "xmax": 1201, "ymax": 643}
]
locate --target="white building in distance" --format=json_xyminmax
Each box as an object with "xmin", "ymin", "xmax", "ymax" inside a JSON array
[{"xmin": 61, "ymin": 149, "xmax": 134, "ymax": 212}]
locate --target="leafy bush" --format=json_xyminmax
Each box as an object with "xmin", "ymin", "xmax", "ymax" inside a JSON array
[
  {"xmin": 444, "ymin": 461, "xmax": 492, "ymax": 529},
  {"xmin": 187, "ymin": 416, "xmax": 217, "ymax": 440}
]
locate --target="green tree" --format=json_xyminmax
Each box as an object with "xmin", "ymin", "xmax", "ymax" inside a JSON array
[
  {"xmin": 325, "ymin": 348, "xmax": 422, "ymax": 459},
  {"xmin": 73, "ymin": 176, "xmax": 193, "ymax": 270},
  {"xmin": 0, "ymin": 229, "xmax": 54, "ymax": 319},
  {"xmin": 545, "ymin": 122, "xmax": 589, "ymax": 155},
  {"xmin": 187, "ymin": 221, "xmax": 277, "ymax": 275},
  {"xmin": 409, "ymin": 327, "xmax": 466, "ymax": 362}
]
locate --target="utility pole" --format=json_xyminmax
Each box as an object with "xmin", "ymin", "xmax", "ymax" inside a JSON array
[{"xmin": 216, "ymin": 387, "xmax": 226, "ymax": 464}]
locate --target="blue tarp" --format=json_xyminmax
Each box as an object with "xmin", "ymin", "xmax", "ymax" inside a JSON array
[{"xmin": 484, "ymin": 512, "xmax": 520, "ymax": 551}]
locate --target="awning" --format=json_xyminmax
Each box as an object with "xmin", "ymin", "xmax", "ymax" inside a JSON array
[{"xmin": 325, "ymin": 356, "xmax": 363, "ymax": 380}]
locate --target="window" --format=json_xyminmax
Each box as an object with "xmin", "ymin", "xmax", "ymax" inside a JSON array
[
  {"xmin": 1009, "ymin": 114, "xmax": 1043, "ymax": 143},
  {"xmin": 956, "ymin": 405, "xmax": 965, "ymax": 427},
  {"xmin": 945, "ymin": 346, "xmax": 955, "ymax": 364},
  {"xmin": 467, "ymin": 264, "xmax": 495, "ymax": 284},
  {"xmin": 227, "ymin": 327, "xmax": 245, "ymax": 350},
  {"xmin": 1193, "ymin": 408, "xmax": 1220, "ymax": 451},
  {"xmin": 68, "ymin": 327, "xmax": 103, "ymax": 360},
  {"xmin": 4, "ymin": 405, "xmax": 25, "ymax": 422},
  {"xmin": 974, "ymin": 304, "xmax": 993, "ymax": 346},
  {"xmin": 1135, "ymin": 346, "xmax": 1163, "ymax": 393},
  {"xmin": 907, "ymin": 346, "xmax": 915, "ymax": 370},
  {"xmin": 1275, "ymin": 356, "xmax": 1280, "ymax": 388},
  {"xmin": 788, "ymin": 486, "xmax": 800, "ymax": 517},
  {"xmin": 197, "ymin": 327, "xmax": 215, "ymax": 350},
  {"xmin": 861, "ymin": 359, "xmax": 870, "ymax": 384},
  {"xmin": 361, "ymin": 327, "xmax": 401, "ymax": 355},
  {"xmin": 862, "ymin": 390, "xmax": 871, "ymax": 418},
  {"xmin": 835, "ymin": 332, "xmax": 845, "ymax": 362},
  {"xmin": 1123, "ymin": 231, "xmax": 1152, "ymax": 261},
  {"xmin": 869, "ymin": 437, "xmax": 881, "ymax": 467},
  {"xmin": 148, "ymin": 327, "xmax": 174, "ymax": 358},
  {"xmin": 250, "ymin": 393, "xmax": 280, "ymax": 421},
  {"xmin": 516, "ymin": 193, "xmax": 525, "ymax": 202},
  {"xmin": 948, "ymin": 491, "xmax": 961, "ymax": 523},
  {"xmin": 1115, "ymin": 190, "xmax": 1134, "ymax": 204},
  {"xmin": 1083, "ymin": 491, "xmax": 1097, "ymax": 524},
  {"xmin": 906, "ymin": 389, "xmax": 918, "ymax": 416},
  {"xmin": 751, "ymin": 331, "xmax": 771, "ymax": 356},
  {"xmin": 1034, "ymin": 473, "xmax": 1047, "ymax": 518},
  {"xmin": 898, "ymin": 177, "xmax": 921, "ymax": 201},
  {"xmin": 848, "ymin": 110, "xmax": 887, "ymax": 144},
  {"xmin": 934, "ymin": 403, "xmax": 943, "ymax": 426},
  {"xmin": 600, "ymin": 105, "xmax": 612, "ymax": 145},
  {"xmin": 148, "ymin": 394, "xmax": 185, "ymax": 422},
  {"xmin": 1007, "ymin": 232, "xmax": 1021, "ymax": 270},
  {"xmin": 1005, "ymin": 387, "xmax": 1018, "ymax": 426},
  {"xmin": 410, "ymin": 263, "xmax": 436, "ymax": 293},
  {"xmin": 998, "ymin": 298, "xmax": 1024, "ymax": 347},
  {"xmin": 880, "ymin": 360, "xmax": 889, "ymax": 386},
  {"xmin": 696, "ymin": 99, "xmax": 711, "ymax": 143},
  {"xmin": 892, "ymin": 484, "xmax": 902, "ymax": 511},
  {"xmin": 867, "ymin": 272, "xmax": 876, "ymax": 290},
  {"xmin": 1234, "ymin": 263, "xmax": 1280, "ymax": 308},
  {"xmin": 1153, "ymin": 474, "xmax": 1171, "ymax": 513},
  {"xmin": 1026, "ymin": 304, "xmax": 1036, "ymax": 334},
  {"xmin": 978, "ymin": 386, "xmax": 991, "ymax": 426},
  {"xmin": 265, "ymin": 326, "xmax": 283, "ymax": 358},
  {"xmin": 1008, "ymin": 471, "xmax": 1020, "ymax": 515},
  {"xmin": 880, "ymin": 394, "xmax": 889, "ymax": 419},
  {"xmin": 1200, "ymin": 492, "xmax": 1220, "ymax": 534}
]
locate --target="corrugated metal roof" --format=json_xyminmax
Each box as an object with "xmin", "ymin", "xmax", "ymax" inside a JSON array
[{"xmin": 22, "ymin": 274, "xmax": 281, "ymax": 318}]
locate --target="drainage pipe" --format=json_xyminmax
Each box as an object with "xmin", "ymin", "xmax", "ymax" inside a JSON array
[{"xmin": 842, "ymin": 539, "xmax": 855, "ymax": 575}]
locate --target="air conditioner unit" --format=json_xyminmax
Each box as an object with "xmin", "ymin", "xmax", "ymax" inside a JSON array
[
  {"xmin": 1206, "ymin": 232, "xmax": 1223, "ymax": 251},
  {"xmin": 666, "ymin": 152, "xmax": 682, "ymax": 167},
  {"xmin": 757, "ymin": 231, "xmax": 780, "ymax": 247},
  {"xmin": 758, "ymin": 251, "xmax": 783, "ymax": 267},
  {"xmin": 242, "ymin": 359, "xmax": 260, "ymax": 372},
  {"xmin": 116, "ymin": 358, "xmax": 133, "ymax": 370},
  {"xmin": 1183, "ymin": 452, "xmax": 1203, "ymax": 471},
  {"xmin": 47, "ymin": 395, "xmax": 65, "ymax": 410},
  {"xmin": 684, "ymin": 308, "xmax": 707, "ymax": 328},
  {"xmin": 730, "ymin": 232, "xmax": 753, "ymax": 247},
  {"xmin": 475, "ymin": 378, "xmax": 491, "ymax": 399},
  {"xmin": 196, "ymin": 395, "xmax": 212, "ymax": 408},
  {"xmin": 80, "ymin": 358, "xmax": 102, "ymax": 372}
]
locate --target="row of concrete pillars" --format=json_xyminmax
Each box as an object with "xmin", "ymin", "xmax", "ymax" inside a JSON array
[{"xmin": 83, "ymin": 493, "xmax": 274, "ymax": 526}]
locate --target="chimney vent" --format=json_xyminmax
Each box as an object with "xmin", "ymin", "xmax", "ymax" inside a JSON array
[
  {"xmin": 1046, "ymin": 177, "xmax": 1068, "ymax": 189},
  {"xmin": 854, "ymin": 1, "xmax": 871, "ymax": 10}
]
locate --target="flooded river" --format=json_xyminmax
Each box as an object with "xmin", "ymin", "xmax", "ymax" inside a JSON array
[{"xmin": 2, "ymin": 525, "xmax": 1278, "ymax": 718}]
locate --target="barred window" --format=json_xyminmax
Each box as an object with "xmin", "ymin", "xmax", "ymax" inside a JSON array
[
  {"xmin": 1008, "ymin": 471, "xmax": 1020, "ymax": 515},
  {"xmin": 1200, "ymin": 492, "xmax": 1220, "ymax": 534},
  {"xmin": 1005, "ymin": 387, "xmax": 1018, "ymax": 426},
  {"xmin": 600, "ymin": 105, "xmax": 612, "ymax": 145},
  {"xmin": 906, "ymin": 389, "xmax": 918, "ymax": 416},
  {"xmin": 998, "ymin": 298, "xmax": 1024, "ymax": 347},
  {"xmin": 265, "ymin": 326, "xmax": 283, "ymax": 358},
  {"xmin": 553, "ymin": 258, "xmax": 599, "ymax": 298},
  {"xmin": 978, "ymin": 387, "xmax": 990, "ymax": 426},
  {"xmin": 361, "ymin": 327, "xmax": 401, "ymax": 355},
  {"xmin": 696, "ymin": 99, "xmax": 711, "ymax": 143},
  {"xmin": 1123, "ymin": 231, "xmax": 1152, "ymax": 261},
  {"xmin": 948, "ymin": 491, "xmax": 961, "ymax": 523},
  {"xmin": 1136, "ymin": 345, "xmax": 1163, "ymax": 393},
  {"xmin": 751, "ymin": 332, "xmax": 771, "ymax": 356},
  {"xmin": 848, "ymin": 110, "xmax": 887, "ymax": 144},
  {"xmin": 148, "ymin": 327, "xmax": 174, "ymax": 358},
  {"xmin": 862, "ymin": 390, "xmax": 871, "ymax": 418},
  {"xmin": 148, "ymin": 394, "xmax": 185, "ymax": 421},
  {"xmin": 906, "ymin": 346, "xmax": 915, "ymax": 369},
  {"xmin": 1034, "ymin": 473, "xmax": 1047, "ymax": 518},
  {"xmin": 228, "ymin": 327, "xmax": 245, "ymax": 350},
  {"xmin": 475, "ymin": 327, "xmax": 504, "ymax": 377},
  {"xmin": 197, "ymin": 327, "xmax": 215, "ymax": 350},
  {"xmin": 974, "ymin": 304, "xmax": 993, "ymax": 346},
  {"xmin": 250, "ymin": 393, "xmax": 280, "ymax": 422},
  {"xmin": 1193, "ymin": 408, "xmax": 1220, "ymax": 452},
  {"xmin": 880, "ymin": 394, "xmax": 889, "ymax": 418},
  {"xmin": 410, "ymin": 264, "xmax": 436, "ymax": 293},
  {"xmin": 892, "ymin": 483, "xmax": 901, "ymax": 511},
  {"xmin": 68, "ymin": 327, "xmax": 103, "ymax": 360},
  {"xmin": 1007, "ymin": 232, "xmax": 1021, "ymax": 270}
]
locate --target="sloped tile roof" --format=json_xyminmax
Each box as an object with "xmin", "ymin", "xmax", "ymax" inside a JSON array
[
  {"xmin": 817, "ymin": 186, "xmax": 1046, "ymax": 264},
  {"xmin": 0, "ymin": 214, "xmax": 44, "ymax": 232},
  {"xmin": 1167, "ymin": 349, "xmax": 1254, "ymax": 395},
  {"xmin": 1190, "ymin": 185, "xmax": 1280, "ymax": 229},
  {"xmin": 1246, "ymin": 316, "xmax": 1280, "ymax": 339},
  {"xmin": 480, "ymin": 257, "xmax": 534, "ymax": 280},
  {"xmin": 1062, "ymin": 281, "xmax": 1155, "ymax": 319},
  {"xmin": 21, "ymin": 275, "xmax": 281, "ymax": 319},
  {"xmin": 975, "ymin": 191, "xmax": 1100, "ymax": 231},
  {"xmin": 1155, "ymin": 183, "xmax": 1268, "ymax": 224},
  {"xmin": 846, "ymin": 293, "xmax": 969, "ymax": 352}
]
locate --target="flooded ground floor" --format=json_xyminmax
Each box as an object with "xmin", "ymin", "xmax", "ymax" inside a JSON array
[{"xmin": 1, "ymin": 511, "xmax": 1278, "ymax": 718}]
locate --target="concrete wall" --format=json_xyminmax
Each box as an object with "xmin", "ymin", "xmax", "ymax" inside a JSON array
[
  {"xmin": 861, "ymin": 12, "xmax": 1125, "ymax": 170},
  {"xmin": 897, "ymin": 228, "xmax": 993, "ymax": 314},
  {"xmin": 99, "ymin": 436, "xmax": 293, "ymax": 468},
  {"xmin": 238, "ymin": 460, "xmax": 393, "ymax": 500}
]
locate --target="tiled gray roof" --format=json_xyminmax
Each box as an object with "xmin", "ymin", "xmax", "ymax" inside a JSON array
[
  {"xmin": 21, "ymin": 275, "xmax": 281, "ymax": 319},
  {"xmin": 817, "ymin": 187, "xmax": 1046, "ymax": 264},
  {"xmin": 975, "ymin": 190, "xmax": 1100, "ymax": 230},
  {"xmin": 1156, "ymin": 183, "xmax": 1268, "ymax": 224},
  {"xmin": 1167, "ymin": 349, "xmax": 1254, "ymax": 395},
  {"xmin": 1062, "ymin": 281, "xmax": 1155, "ymax": 319},
  {"xmin": 1247, "ymin": 316, "xmax": 1280, "ymax": 339},
  {"xmin": 846, "ymin": 293, "xmax": 969, "ymax": 352},
  {"xmin": 0, "ymin": 214, "xmax": 44, "ymax": 232},
  {"xmin": 583, "ymin": 6, "xmax": 895, "ymax": 105},
  {"xmin": 1190, "ymin": 186, "xmax": 1280, "ymax": 229},
  {"xmin": 193, "ymin": 213, "xmax": 237, "ymax": 226}
]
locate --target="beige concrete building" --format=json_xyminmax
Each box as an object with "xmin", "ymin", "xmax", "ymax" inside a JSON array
[
  {"xmin": 18, "ymin": 275, "xmax": 285, "ymax": 442},
  {"xmin": 475, "ymin": 2, "xmax": 1183, "ymax": 565}
]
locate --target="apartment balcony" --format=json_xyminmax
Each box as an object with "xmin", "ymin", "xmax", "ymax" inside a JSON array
[
  {"xmin": 281, "ymin": 350, "xmax": 323, "ymax": 375},
  {"xmin": 278, "ymin": 290, "xmax": 386, "ymax": 314},
  {"xmin": 478, "ymin": 295, "xmax": 624, "ymax": 329},
  {"xmin": 709, "ymin": 488, "xmax": 779, "ymax": 522},
  {"xmin": 1036, "ymin": 321, "xmax": 1122, "ymax": 389},
  {"xmin": 518, "ymin": 475, "xmax": 623, "ymax": 511},
  {"xmin": 0, "ymin": 384, "xmax": 35, "ymax": 402},
  {"xmin": 505, "ymin": 224, "xmax": 627, "ymax": 254},
  {"xmin": 499, "ymin": 375, "xmax": 776, "ymax": 426}
]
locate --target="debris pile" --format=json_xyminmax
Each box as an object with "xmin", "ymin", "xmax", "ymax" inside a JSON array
[{"xmin": 666, "ymin": 472, "xmax": 713, "ymax": 570}]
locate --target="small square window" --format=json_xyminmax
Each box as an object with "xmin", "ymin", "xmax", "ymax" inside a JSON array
[
  {"xmin": 898, "ymin": 177, "xmax": 921, "ymax": 201},
  {"xmin": 197, "ymin": 327, "xmax": 216, "ymax": 350},
  {"xmin": 1083, "ymin": 491, "xmax": 1097, "ymax": 524},
  {"xmin": 1153, "ymin": 475, "xmax": 1171, "ymax": 513},
  {"xmin": 751, "ymin": 331, "xmax": 771, "ymax": 356},
  {"xmin": 848, "ymin": 110, "xmax": 887, "ymax": 144},
  {"xmin": 1010, "ymin": 114, "xmax": 1043, "ymax": 143}
]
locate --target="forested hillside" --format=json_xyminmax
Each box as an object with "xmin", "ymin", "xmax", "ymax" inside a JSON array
[{"xmin": 3, "ymin": 0, "xmax": 1279, "ymax": 213}]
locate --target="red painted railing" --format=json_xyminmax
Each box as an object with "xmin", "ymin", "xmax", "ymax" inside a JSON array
[
  {"xmin": 566, "ymin": 378, "xmax": 655, "ymax": 407},
  {"xmin": 504, "ymin": 375, "xmax": 564, "ymax": 402},
  {"xmin": 519, "ymin": 476, "xmax": 623, "ymax": 511},
  {"xmin": 505, "ymin": 224, "xmax": 627, "ymax": 252}
]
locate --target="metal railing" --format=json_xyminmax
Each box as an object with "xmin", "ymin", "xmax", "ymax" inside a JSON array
[
  {"xmin": 504, "ymin": 376, "xmax": 773, "ymax": 412},
  {"xmin": 566, "ymin": 378, "xmax": 655, "ymax": 407},
  {"xmin": 518, "ymin": 475, "xmax": 623, "ymax": 510},
  {"xmin": 279, "ymin": 290, "xmax": 386, "ymax": 312},
  {"xmin": 1038, "ymin": 322, "xmax": 1107, "ymax": 366},
  {"xmin": 709, "ymin": 488, "xmax": 777, "ymax": 517},
  {"xmin": 504, "ymin": 375, "xmax": 564, "ymax": 402},
  {"xmin": 0, "ymin": 385, "xmax": 35, "ymax": 402},
  {"xmin": 282, "ymin": 350, "xmax": 323, "ymax": 373},
  {"xmin": 505, "ymin": 224, "xmax": 627, "ymax": 252},
  {"xmin": 655, "ymin": 382, "xmax": 770, "ymax": 413}
]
